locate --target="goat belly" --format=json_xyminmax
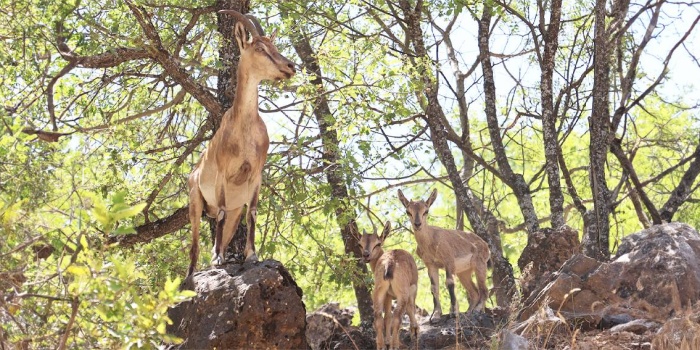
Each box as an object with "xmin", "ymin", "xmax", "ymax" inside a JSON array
[
  {"xmin": 221, "ymin": 181, "xmax": 257, "ymax": 210},
  {"xmin": 454, "ymin": 254, "xmax": 475, "ymax": 273}
]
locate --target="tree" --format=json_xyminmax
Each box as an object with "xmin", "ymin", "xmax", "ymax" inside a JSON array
[{"xmin": 278, "ymin": 2, "xmax": 374, "ymax": 324}]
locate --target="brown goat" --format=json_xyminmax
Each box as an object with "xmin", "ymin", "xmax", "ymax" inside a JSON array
[
  {"xmin": 398, "ymin": 189, "xmax": 490, "ymax": 320},
  {"xmin": 359, "ymin": 221, "xmax": 419, "ymax": 350},
  {"xmin": 187, "ymin": 11, "xmax": 296, "ymax": 277}
]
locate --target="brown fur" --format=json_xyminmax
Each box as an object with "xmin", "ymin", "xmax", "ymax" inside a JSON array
[
  {"xmin": 398, "ymin": 189, "xmax": 490, "ymax": 319},
  {"xmin": 187, "ymin": 11, "xmax": 295, "ymax": 277},
  {"xmin": 359, "ymin": 221, "xmax": 419, "ymax": 350}
]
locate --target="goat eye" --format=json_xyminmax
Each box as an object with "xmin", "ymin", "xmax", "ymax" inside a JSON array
[
  {"xmin": 255, "ymin": 45, "xmax": 264, "ymax": 52},
  {"xmin": 406, "ymin": 211, "xmax": 412, "ymax": 216}
]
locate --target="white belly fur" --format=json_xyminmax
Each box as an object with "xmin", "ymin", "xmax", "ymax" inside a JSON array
[{"xmin": 454, "ymin": 254, "xmax": 474, "ymax": 274}]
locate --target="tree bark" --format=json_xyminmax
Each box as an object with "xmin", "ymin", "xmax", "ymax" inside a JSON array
[
  {"xmin": 660, "ymin": 141, "xmax": 700, "ymax": 222},
  {"xmin": 540, "ymin": 0, "xmax": 566, "ymax": 229},
  {"xmin": 610, "ymin": 141, "xmax": 662, "ymax": 224},
  {"xmin": 280, "ymin": 6, "xmax": 374, "ymax": 324},
  {"xmin": 626, "ymin": 180, "xmax": 651, "ymax": 228},
  {"xmin": 583, "ymin": 0, "xmax": 612, "ymax": 261},
  {"xmin": 477, "ymin": 6, "xmax": 540, "ymax": 235},
  {"xmin": 108, "ymin": 207, "xmax": 190, "ymax": 246}
]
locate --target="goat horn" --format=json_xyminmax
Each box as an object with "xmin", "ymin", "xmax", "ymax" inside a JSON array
[
  {"xmin": 245, "ymin": 14, "xmax": 266, "ymax": 37},
  {"xmin": 219, "ymin": 10, "xmax": 261, "ymax": 37}
]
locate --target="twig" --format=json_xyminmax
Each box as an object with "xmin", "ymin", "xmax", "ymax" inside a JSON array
[{"xmin": 56, "ymin": 297, "xmax": 79, "ymax": 350}]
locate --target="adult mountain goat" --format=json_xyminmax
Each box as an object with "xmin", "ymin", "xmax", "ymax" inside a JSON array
[
  {"xmin": 398, "ymin": 189, "xmax": 490, "ymax": 320},
  {"xmin": 187, "ymin": 10, "xmax": 296, "ymax": 277}
]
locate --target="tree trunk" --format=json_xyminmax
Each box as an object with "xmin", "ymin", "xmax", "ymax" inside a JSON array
[
  {"xmin": 477, "ymin": 6, "xmax": 540, "ymax": 235},
  {"xmin": 281, "ymin": 7, "xmax": 374, "ymax": 324},
  {"xmin": 583, "ymin": 0, "xmax": 612, "ymax": 261},
  {"xmin": 540, "ymin": 0, "xmax": 566, "ymax": 229},
  {"xmin": 660, "ymin": 141, "xmax": 700, "ymax": 222},
  {"xmin": 610, "ymin": 141, "xmax": 661, "ymax": 224}
]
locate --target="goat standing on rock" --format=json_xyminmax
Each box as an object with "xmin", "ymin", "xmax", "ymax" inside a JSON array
[
  {"xmin": 187, "ymin": 10, "xmax": 296, "ymax": 277},
  {"xmin": 359, "ymin": 221, "xmax": 419, "ymax": 350},
  {"xmin": 398, "ymin": 189, "xmax": 490, "ymax": 321}
]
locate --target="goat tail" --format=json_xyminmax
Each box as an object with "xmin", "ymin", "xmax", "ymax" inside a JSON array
[{"xmin": 384, "ymin": 261, "xmax": 395, "ymax": 280}]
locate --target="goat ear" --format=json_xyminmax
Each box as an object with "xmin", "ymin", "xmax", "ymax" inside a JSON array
[
  {"xmin": 380, "ymin": 221, "xmax": 392, "ymax": 241},
  {"xmin": 425, "ymin": 189, "xmax": 438, "ymax": 208},
  {"xmin": 398, "ymin": 189, "xmax": 409, "ymax": 209},
  {"xmin": 269, "ymin": 28, "xmax": 278, "ymax": 41},
  {"xmin": 234, "ymin": 22, "xmax": 251, "ymax": 50}
]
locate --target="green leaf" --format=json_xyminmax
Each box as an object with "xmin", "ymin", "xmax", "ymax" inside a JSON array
[
  {"xmin": 112, "ymin": 203, "xmax": 146, "ymax": 221},
  {"xmin": 113, "ymin": 225, "xmax": 137, "ymax": 235}
]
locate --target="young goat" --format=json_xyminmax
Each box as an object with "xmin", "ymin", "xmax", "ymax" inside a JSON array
[
  {"xmin": 359, "ymin": 221, "xmax": 419, "ymax": 350},
  {"xmin": 398, "ymin": 189, "xmax": 490, "ymax": 320}
]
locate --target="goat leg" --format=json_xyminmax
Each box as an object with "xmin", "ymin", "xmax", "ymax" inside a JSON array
[
  {"xmin": 446, "ymin": 269, "xmax": 459, "ymax": 317},
  {"xmin": 427, "ymin": 266, "xmax": 442, "ymax": 323}
]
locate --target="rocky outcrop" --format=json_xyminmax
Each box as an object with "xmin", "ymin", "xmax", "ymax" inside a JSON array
[
  {"xmin": 519, "ymin": 222, "xmax": 700, "ymax": 326},
  {"xmin": 167, "ymin": 260, "xmax": 306, "ymax": 349},
  {"xmin": 518, "ymin": 225, "xmax": 580, "ymax": 300},
  {"xmin": 306, "ymin": 303, "xmax": 355, "ymax": 350}
]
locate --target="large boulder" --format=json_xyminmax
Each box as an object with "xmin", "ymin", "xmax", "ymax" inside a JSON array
[
  {"xmin": 519, "ymin": 222, "xmax": 700, "ymax": 325},
  {"xmin": 518, "ymin": 225, "xmax": 580, "ymax": 300},
  {"xmin": 167, "ymin": 259, "xmax": 307, "ymax": 349}
]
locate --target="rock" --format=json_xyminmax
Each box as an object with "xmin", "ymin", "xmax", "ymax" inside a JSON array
[
  {"xmin": 609, "ymin": 319, "xmax": 660, "ymax": 335},
  {"xmin": 417, "ymin": 311, "xmax": 499, "ymax": 349},
  {"xmin": 599, "ymin": 313, "xmax": 634, "ymax": 329},
  {"xmin": 167, "ymin": 260, "xmax": 306, "ymax": 349},
  {"xmin": 518, "ymin": 254, "xmax": 605, "ymax": 327},
  {"xmin": 516, "ymin": 305, "xmax": 568, "ymax": 341},
  {"xmin": 306, "ymin": 303, "xmax": 355, "ymax": 350},
  {"xmin": 651, "ymin": 316, "xmax": 700, "ymax": 349},
  {"xmin": 497, "ymin": 330, "xmax": 529, "ymax": 350},
  {"xmin": 519, "ymin": 223, "xmax": 700, "ymax": 326},
  {"xmin": 323, "ymin": 310, "xmax": 501, "ymax": 350},
  {"xmin": 518, "ymin": 225, "xmax": 580, "ymax": 300}
]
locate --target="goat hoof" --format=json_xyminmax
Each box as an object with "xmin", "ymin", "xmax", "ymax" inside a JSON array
[
  {"xmin": 245, "ymin": 252, "xmax": 258, "ymax": 262},
  {"xmin": 211, "ymin": 255, "xmax": 223, "ymax": 266},
  {"xmin": 429, "ymin": 313, "xmax": 442, "ymax": 323}
]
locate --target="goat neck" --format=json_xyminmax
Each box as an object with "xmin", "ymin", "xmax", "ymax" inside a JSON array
[
  {"xmin": 411, "ymin": 223, "xmax": 434, "ymax": 245},
  {"xmin": 222, "ymin": 62, "xmax": 261, "ymax": 130}
]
